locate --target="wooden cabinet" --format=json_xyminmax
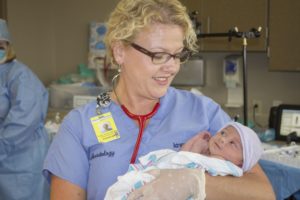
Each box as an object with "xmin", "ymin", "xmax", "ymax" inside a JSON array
[
  {"xmin": 180, "ymin": 0, "xmax": 268, "ymax": 52},
  {"xmin": 180, "ymin": 0, "xmax": 300, "ymax": 71},
  {"xmin": 268, "ymin": 0, "xmax": 300, "ymax": 71},
  {"xmin": 0, "ymin": 0, "xmax": 7, "ymax": 19}
]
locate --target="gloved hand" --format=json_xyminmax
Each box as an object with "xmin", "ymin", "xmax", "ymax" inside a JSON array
[
  {"xmin": 127, "ymin": 168, "xmax": 206, "ymax": 200},
  {"xmin": 180, "ymin": 131, "xmax": 211, "ymax": 155}
]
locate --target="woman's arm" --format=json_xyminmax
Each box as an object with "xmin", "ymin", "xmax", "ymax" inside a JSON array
[
  {"xmin": 128, "ymin": 163, "xmax": 275, "ymax": 200},
  {"xmin": 50, "ymin": 175, "xmax": 86, "ymax": 200},
  {"xmin": 205, "ymin": 163, "xmax": 275, "ymax": 200}
]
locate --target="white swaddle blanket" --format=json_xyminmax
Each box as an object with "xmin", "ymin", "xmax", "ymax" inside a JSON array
[{"xmin": 105, "ymin": 149, "xmax": 242, "ymax": 200}]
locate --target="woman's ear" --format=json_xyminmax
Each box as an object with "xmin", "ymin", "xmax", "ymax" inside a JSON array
[{"xmin": 112, "ymin": 41, "xmax": 125, "ymax": 65}]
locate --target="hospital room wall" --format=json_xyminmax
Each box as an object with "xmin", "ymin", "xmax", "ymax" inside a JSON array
[
  {"xmin": 198, "ymin": 52, "xmax": 300, "ymax": 125},
  {"xmin": 6, "ymin": 0, "xmax": 119, "ymax": 85},
  {"xmin": 5, "ymin": 0, "xmax": 300, "ymax": 126}
]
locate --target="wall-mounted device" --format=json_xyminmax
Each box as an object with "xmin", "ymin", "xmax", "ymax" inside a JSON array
[
  {"xmin": 223, "ymin": 55, "xmax": 243, "ymax": 108},
  {"xmin": 223, "ymin": 55, "xmax": 242, "ymax": 88},
  {"xmin": 172, "ymin": 54, "xmax": 205, "ymax": 86}
]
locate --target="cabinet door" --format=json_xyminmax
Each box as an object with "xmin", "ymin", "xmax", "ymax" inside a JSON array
[
  {"xmin": 0, "ymin": 0, "xmax": 7, "ymax": 19},
  {"xmin": 181, "ymin": 0, "xmax": 267, "ymax": 52},
  {"xmin": 268, "ymin": 0, "xmax": 300, "ymax": 71}
]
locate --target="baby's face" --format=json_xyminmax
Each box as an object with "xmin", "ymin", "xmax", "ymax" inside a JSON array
[{"xmin": 208, "ymin": 125, "xmax": 243, "ymax": 167}]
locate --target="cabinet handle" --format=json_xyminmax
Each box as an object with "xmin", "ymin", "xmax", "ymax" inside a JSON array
[{"xmin": 267, "ymin": 46, "xmax": 270, "ymax": 58}]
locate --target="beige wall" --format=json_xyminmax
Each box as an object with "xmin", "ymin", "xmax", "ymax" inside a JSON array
[
  {"xmin": 7, "ymin": 0, "xmax": 119, "ymax": 85},
  {"xmin": 198, "ymin": 52, "xmax": 300, "ymax": 125},
  {"xmin": 5, "ymin": 0, "xmax": 300, "ymax": 126}
]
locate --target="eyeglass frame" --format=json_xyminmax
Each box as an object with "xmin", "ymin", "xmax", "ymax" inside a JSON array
[{"xmin": 126, "ymin": 41, "xmax": 192, "ymax": 64}]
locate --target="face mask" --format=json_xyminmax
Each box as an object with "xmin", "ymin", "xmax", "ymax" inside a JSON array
[{"xmin": 0, "ymin": 49, "xmax": 7, "ymax": 63}]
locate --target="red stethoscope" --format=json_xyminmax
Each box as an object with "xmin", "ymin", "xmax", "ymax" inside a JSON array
[
  {"xmin": 121, "ymin": 102, "xmax": 160, "ymax": 163},
  {"xmin": 110, "ymin": 73, "xmax": 160, "ymax": 164}
]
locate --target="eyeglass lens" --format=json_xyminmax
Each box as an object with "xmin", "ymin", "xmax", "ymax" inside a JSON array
[{"xmin": 130, "ymin": 42, "xmax": 191, "ymax": 64}]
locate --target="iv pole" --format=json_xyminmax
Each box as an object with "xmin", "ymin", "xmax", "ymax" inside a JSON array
[{"xmin": 190, "ymin": 12, "xmax": 261, "ymax": 126}]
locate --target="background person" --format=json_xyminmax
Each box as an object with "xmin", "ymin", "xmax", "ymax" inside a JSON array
[
  {"xmin": 105, "ymin": 122, "xmax": 263, "ymax": 200},
  {"xmin": 0, "ymin": 19, "xmax": 50, "ymax": 199},
  {"xmin": 43, "ymin": 0, "xmax": 275, "ymax": 199}
]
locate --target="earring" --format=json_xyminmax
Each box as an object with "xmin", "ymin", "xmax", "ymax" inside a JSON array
[{"xmin": 112, "ymin": 64, "xmax": 121, "ymax": 88}]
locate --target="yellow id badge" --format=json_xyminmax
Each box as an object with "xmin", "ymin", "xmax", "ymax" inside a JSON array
[{"xmin": 90, "ymin": 112, "xmax": 120, "ymax": 143}]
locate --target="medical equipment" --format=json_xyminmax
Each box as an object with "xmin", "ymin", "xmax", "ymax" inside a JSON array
[
  {"xmin": 73, "ymin": 95, "xmax": 96, "ymax": 108},
  {"xmin": 112, "ymin": 74, "xmax": 160, "ymax": 163},
  {"xmin": 275, "ymin": 104, "xmax": 300, "ymax": 141},
  {"xmin": 223, "ymin": 55, "xmax": 243, "ymax": 108},
  {"xmin": 199, "ymin": 27, "xmax": 261, "ymax": 125},
  {"xmin": 49, "ymin": 83, "xmax": 103, "ymax": 109},
  {"xmin": 191, "ymin": 11, "xmax": 262, "ymax": 125},
  {"xmin": 120, "ymin": 101, "xmax": 159, "ymax": 164},
  {"xmin": 172, "ymin": 54, "xmax": 205, "ymax": 86}
]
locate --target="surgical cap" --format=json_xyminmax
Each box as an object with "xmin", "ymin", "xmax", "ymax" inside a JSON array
[
  {"xmin": 0, "ymin": 19, "xmax": 11, "ymax": 43},
  {"xmin": 219, "ymin": 122, "xmax": 263, "ymax": 172}
]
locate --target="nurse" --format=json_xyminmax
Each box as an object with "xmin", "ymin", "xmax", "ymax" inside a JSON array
[
  {"xmin": 43, "ymin": 0, "xmax": 275, "ymax": 199},
  {"xmin": 0, "ymin": 19, "xmax": 50, "ymax": 199}
]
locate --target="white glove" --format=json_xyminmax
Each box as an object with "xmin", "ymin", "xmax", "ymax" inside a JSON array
[{"xmin": 127, "ymin": 168, "xmax": 206, "ymax": 200}]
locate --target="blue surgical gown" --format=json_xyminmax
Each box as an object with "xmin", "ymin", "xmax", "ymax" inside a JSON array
[
  {"xmin": 260, "ymin": 159, "xmax": 300, "ymax": 200},
  {"xmin": 0, "ymin": 60, "xmax": 50, "ymax": 200}
]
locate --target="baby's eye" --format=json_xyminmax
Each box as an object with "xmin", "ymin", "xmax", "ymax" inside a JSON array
[
  {"xmin": 221, "ymin": 131, "xmax": 225, "ymax": 135},
  {"xmin": 230, "ymin": 141, "xmax": 238, "ymax": 148}
]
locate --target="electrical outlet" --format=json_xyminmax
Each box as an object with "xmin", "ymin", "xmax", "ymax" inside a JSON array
[{"xmin": 252, "ymin": 99, "xmax": 262, "ymax": 115}]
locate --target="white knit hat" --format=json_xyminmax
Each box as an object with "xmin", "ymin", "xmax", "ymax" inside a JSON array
[{"xmin": 219, "ymin": 122, "xmax": 263, "ymax": 172}]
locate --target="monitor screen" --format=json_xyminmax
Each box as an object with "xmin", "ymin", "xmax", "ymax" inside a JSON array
[
  {"xmin": 276, "ymin": 104, "xmax": 300, "ymax": 140},
  {"xmin": 280, "ymin": 109, "xmax": 300, "ymax": 136}
]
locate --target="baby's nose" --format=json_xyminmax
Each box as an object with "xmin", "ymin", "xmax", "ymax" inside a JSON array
[{"xmin": 219, "ymin": 136, "xmax": 228, "ymax": 146}]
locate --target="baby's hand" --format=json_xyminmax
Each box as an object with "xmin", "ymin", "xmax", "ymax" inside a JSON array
[{"xmin": 181, "ymin": 131, "xmax": 211, "ymax": 155}]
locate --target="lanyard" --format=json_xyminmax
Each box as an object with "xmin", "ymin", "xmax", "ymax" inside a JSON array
[{"xmin": 121, "ymin": 103, "xmax": 160, "ymax": 163}]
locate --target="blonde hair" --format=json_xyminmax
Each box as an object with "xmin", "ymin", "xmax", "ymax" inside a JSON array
[
  {"xmin": 0, "ymin": 42, "xmax": 16, "ymax": 63},
  {"xmin": 6, "ymin": 44, "xmax": 16, "ymax": 61},
  {"xmin": 104, "ymin": 0, "xmax": 198, "ymax": 63}
]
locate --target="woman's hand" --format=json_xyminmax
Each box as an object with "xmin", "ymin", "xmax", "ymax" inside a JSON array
[{"xmin": 127, "ymin": 168, "xmax": 206, "ymax": 200}]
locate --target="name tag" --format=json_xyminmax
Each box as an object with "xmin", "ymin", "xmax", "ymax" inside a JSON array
[{"xmin": 90, "ymin": 112, "xmax": 120, "ymax": 143}]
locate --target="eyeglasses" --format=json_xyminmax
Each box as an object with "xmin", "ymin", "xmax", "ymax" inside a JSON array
[{"xmin": 129, "ymin": 42, "xmax": 191, "ymax": 64}]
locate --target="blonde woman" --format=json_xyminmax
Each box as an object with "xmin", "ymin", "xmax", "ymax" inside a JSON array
[{"xmin": 43, "ymin": 0, "xmax": 275, "ymax": 199}]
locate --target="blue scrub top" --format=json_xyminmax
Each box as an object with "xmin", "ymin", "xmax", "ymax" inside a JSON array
[{"xmin": 43, "ymin": 87, "xmax": 231, "ymax": 200}]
